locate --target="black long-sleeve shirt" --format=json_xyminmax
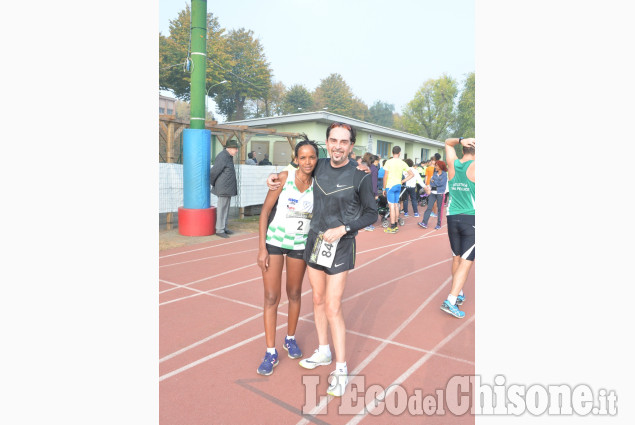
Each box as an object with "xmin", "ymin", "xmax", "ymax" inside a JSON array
[{"xmin": 309, "ymin": 158, "xmax": 378, "ymax": 237}]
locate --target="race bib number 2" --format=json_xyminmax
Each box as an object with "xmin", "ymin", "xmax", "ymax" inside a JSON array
[
  {"xmin": 308, "ymin": 232, "xmax": 339, "ymax": 268},
  {"xmin": 287, "ymin": 211, "xmax": 312, "ymax": 236}
]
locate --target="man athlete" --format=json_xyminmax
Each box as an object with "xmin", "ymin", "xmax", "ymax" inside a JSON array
[
  {"xmin": 382, "ymin": 146, "xmax": 414, "ymax": 233},
  {"xmin": 440, "ymin": 137, "xmax": 475, "ymax": 318},
  {"xmin": 267, "ymin": 122, "xmax": 377, "ymax": 397}
]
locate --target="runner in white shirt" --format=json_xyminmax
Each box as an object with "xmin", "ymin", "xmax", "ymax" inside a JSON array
[{"xmin": 256, "ymin": 137, "xmax": 319, "ymax": 376}]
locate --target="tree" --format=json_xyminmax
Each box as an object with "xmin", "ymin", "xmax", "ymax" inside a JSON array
[
  {"xmin": 283, "ymin": 84, "xmax": 313, "ymax": 114},
  {"xmin": 174, "ymin": 100, "xmax": 190, "ymax": 120},
  {"xmin": 312, "ymin": 73, "xmax": 354, "ymax": 116},
  {"xmin": 368, "ymin": 101, "xmax": 395, "ymax": 127},
  {"xmin": 351, "ymin": 96, "xmax": 370, "ymax": 121},
  {"xmin": 393, "ymin": 113, "xmax": 406, "ymax": 131},
  {"xmin": 402, "ymin": 74, "xmax": 459, "ymax": 140},
  {"xmin": 159, "ymin": 5, "xmax": 229, "ymax": 101},
  {"xmin": 246, "ymin": 85, "xmax": 284, "ymax": 118},
  {"xmin": 252, "ymin": 81, "xmax": 286, "ymax": 117},
  {"xmin": 214, "ymin": 28, "xmax": 272, "ymax": 121},
  {"xmin": 453, "ymin": 72, "xmax": 475, "ymax": 138}
]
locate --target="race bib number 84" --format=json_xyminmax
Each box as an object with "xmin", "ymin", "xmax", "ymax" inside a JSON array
[{"xmin": 308, "ymin": 231, "xmax": 339, "ymax": 268}]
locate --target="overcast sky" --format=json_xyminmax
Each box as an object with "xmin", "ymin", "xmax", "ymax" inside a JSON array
[{"xmin": 159, "ymin": 0, "xmax": 474, "ymax": 120}]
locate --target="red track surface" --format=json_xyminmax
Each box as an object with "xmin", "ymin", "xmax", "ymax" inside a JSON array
[{"xmin": 159, "ymin": 216, "xmax": 475, "ymax": 425}]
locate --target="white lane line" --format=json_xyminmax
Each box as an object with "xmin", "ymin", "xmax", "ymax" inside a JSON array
[
  {"xmin": 296, "ymin": 276, "xmax": 452, "ymax": 424},
  {"xmin": 160, "ymin": 312, "xmax": 262, "ymax": 363},
  {"xmin": 297, "ymin": 317, "xmax": 474, "ymax": 366},
  {"xmin": 160, "ymin": 261, "xmax": 452, "ymax": 381},
  {"xmin": 159, "ymin": 285, "xmax": 307, "ymax": 362},
  {"xmin": 356, "ymin": 232, "xmax": 446, "ymax": 254},
  {"xmin": 159, "ymin": 263, "xmax": 258, "ymax": 294},
  {"xmin": 162, "ymin": 278, "xmax": 473, "ymax": 367},
  {"xmin": 160, "ymin": 280, "xmax": 267, "ymax": 311},
  {"xmin": 157, "ymin": 231, "xmax": 444, "ymax": 308},
  {"xmin": 160, "ymin": 238, "xmax": 450, "ymax": 377},
  {"xmin": 158, "ymin": 231, "xmax": 441, "ymax": 286},
  {"xmin": 159, "ymin": 235, "xmax": 259, "ymax": 259},
  {"xmin": 160, "ymin": 248, "xmax": 258, "ymax": 268},
  {"xmin": 159, "ymin": 293, "xmax": 290, "ymax": 365},
  {"xmin": 158, "ymin": 234, "xmax": 409, "ymax": 298},
  {"xmin": 346, "ymin": 316, "xmax": 476, "ymax": 425},
  {"xmin": 159, "ymin": 274, "xmax": 310, "ymax": 307},
  {"xmin": 159, "ymin": 275, "xmax": 265, "ymax": 305},
  {"xmin": 160, "ymin": 323, "xmax": 287, "ymax": 381},
  {"xmin": 343, "ymin": 258, "xmax": 451, "ymax": 302}
]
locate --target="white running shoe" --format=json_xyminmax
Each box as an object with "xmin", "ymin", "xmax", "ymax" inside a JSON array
[
  {"xmin": 326, "ymin": 370, "xmax": 349, "ymax": 397},
  {"xmin": 298, "ymin": 349, "xmax": 332, "ymax": 369}
]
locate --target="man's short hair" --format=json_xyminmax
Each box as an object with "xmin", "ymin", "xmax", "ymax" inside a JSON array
[
  {"xmin": 434, "ymin": 153, "xmax": 441, "ymax": 161},
  {"xmin": 326, "ymin": 122, "xmax": 356, "ymax": 144},
  {"xmin": 247, "ymin": 152, "xmax": 253, "ymax": 159},
  {"xmin": 405, "ymin": 158, "xmax": 413, "ymax": 167},
  {"xmin": 463, "ymin": 145, "xmax": 475, "ymax": 156},
  {"xmin": 392, "ymin": 146, "xmax": 401, "ymax": 155}
]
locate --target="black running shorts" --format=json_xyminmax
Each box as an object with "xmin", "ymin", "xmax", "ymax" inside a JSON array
[
  {"xmin": 266, "ymin": 243, "xmax": 305, "ymax": 260},
  {"xmin": 447, "ymin": 214, "xmax": 475, "ymax": 261},
  {"xmin": 304, "ymin": 231, "xmax": 356, "ymax": 275}
]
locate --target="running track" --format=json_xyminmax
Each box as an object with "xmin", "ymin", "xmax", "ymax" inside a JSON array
[{"xmin": 159, "ymin": 216, "xmax": 475, "ymax": 424}]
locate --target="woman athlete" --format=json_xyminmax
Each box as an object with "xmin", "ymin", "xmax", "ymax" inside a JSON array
[{"xmin": 256, "ymin": 136, "xmax": 319, "ymax": 375}]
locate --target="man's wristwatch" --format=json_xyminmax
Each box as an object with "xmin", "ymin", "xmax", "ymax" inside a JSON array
[
  {"xmin": 345, "ymin": 224, "xmax": 351, "ymax": 233},
  {"xmin": 458, "ymin": 137, "xmax": 464, "ymax": 143}
]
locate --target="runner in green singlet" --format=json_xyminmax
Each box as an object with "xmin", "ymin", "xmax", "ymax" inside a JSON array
[{"xmin": 440, "ymin": 137, "xmax": 476, "ymax": 319}]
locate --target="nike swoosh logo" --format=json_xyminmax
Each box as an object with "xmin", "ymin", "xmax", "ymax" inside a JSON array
[
  {"xmin": 336, "ymin": 184, "xmax": 346, "ymax": 188},
  {"xmin": 334, "ymin": 263, "xmax": 344, "ymax": 267}
]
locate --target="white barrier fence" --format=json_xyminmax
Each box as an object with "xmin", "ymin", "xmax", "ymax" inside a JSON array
[{"xmin": 159, "ymin": 163, "xmax": 288, "ymax": 214}]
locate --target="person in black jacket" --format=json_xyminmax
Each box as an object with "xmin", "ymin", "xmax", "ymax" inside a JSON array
[
  {"xmin": 258, "ymin": 154, "xmax": 272, "ymax": 165},
  {"xmin": 210, "ymin": 139, "xmax": 239, "ymax": 238},
  {"xmin": 266, "ymin": 122, "xmax": 377, "ymax": 398}
]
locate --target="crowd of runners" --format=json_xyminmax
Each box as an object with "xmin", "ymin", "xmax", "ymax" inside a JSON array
[{"xmin": 227, "ymin": 122, "xmax": 476, "ymax": 397}]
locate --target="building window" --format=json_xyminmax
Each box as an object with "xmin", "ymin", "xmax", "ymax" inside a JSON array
[
  {"xmin": 160, "ymin": 107, "xmax": 165, "ymax": 114},
  {"xmin": 377, "ymin": 140, "xmax": 390, "ymax": 158},
  {"xmin": 167, "ymin": 108, "xmax": 173, "ymax": 115},
  {"xmin": 421, "ymin": 148, "xmax": 430, "ymax": 161}
]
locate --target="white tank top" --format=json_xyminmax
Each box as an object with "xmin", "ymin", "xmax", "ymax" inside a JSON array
[{"xmin": 265, "ymin": 169, "xmax": 314, "ymax": 250}]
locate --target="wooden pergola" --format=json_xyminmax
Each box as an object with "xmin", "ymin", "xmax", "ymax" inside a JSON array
[
  {"xmin": 159, "ymin": 115, "xmax": 303, "ymax": 227},
  {"xmin": 159, "ymin": 115, "xmax": 302, "ymax": 164}
]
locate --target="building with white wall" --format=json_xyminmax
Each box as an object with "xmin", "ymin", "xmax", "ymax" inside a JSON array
[{"xmin": 224, "ymin": 111, "xmax": 443, "ymax": 165}]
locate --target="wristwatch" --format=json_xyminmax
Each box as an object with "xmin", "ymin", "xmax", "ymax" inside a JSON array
[
  {"xmin": 459, "ymin": 137, "xmax": 464, "ymax": 143},
  {"xmin": 345, "ymin": 224, "xmax": 351, "ymax": 233}
]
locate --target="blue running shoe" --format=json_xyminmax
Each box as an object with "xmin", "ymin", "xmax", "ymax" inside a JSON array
[
  {"xmin": 435, "ymin": 224, "xmax": 441, "ymax": 230},
  {"xmin": 456, "ymin": 294, "xmax": 465, "ymax": 306},
  {"xmin": 414, "ymin": 213, "xmax": 420, "ymax": 218},
  {"xmin": 403, "ymin": 213, "xmax": 409, "ymax": 217},
  {"xmin": 283, "ymin": 337, "xmax": 302, "ymax": 359},
  {"xmin": 440, "ymin": 300, "xmax": 465, "ymax": 318},
  {"xmin": 430, "ymin": 212, "xmax": 437, "ymax": 217},
  {"xmin": 257, "ymin": 350, "xmax": 279, "ymax": 375},
  {"xmin": 418, "ymin": 222, "xmax": 427, "ymax": 229}
]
